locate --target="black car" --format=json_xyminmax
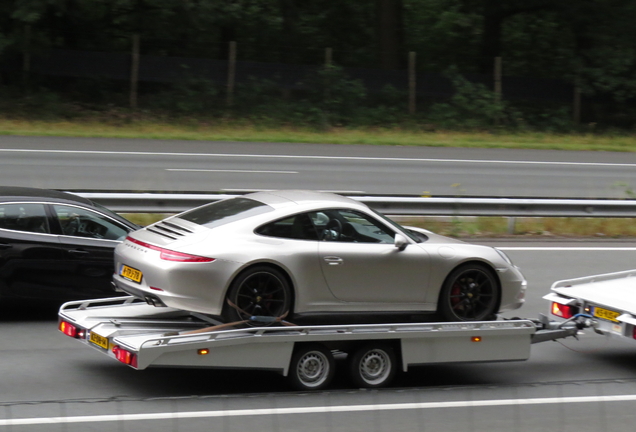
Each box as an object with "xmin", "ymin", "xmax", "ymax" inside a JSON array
[{"xmin": 0, "ymin": 187, "xmax": 140, "ymax": 302}]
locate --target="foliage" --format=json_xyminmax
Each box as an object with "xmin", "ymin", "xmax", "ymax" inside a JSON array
[
  {"xmin": 426, "ymin": 67, "xmax": 510, "ymax": 128},
  {"xmin": 2, "ymin": 0, "xmax": 636, "ymax": 130}
]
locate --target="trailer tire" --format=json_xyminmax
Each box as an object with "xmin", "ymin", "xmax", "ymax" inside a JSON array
[
  {"xmin": 223, "ymin": 265, "xmax": 292, "ymax": 323},
  {"xmin": 439, "ymin": 263, "xmax": 499, "ymax": 321},
  {"xmin": 287, "ymin": 344, "xmax": 335, "ymax": 391},
  {"xmin": 349, "ymin": 343, "xmax": 397, "ymax": 388}
]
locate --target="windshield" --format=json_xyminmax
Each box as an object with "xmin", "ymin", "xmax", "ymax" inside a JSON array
[
  {"xmin": 178, "ymin": 197, "xmax": 273, "ymax": 229},
  {"xmin": 370, "ymin": 209, "xmax": 423, "ymax": 243}
]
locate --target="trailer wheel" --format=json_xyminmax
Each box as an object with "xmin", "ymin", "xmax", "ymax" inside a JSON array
[
  {"xmin": 287, "ymin": 344, "xmax": 335, "ymax": 391},
  {"xmin": 439, "ymin": 264, "xmax": 499, "ymax": 321},
  {"xmin": 349, "ymin": 344, "xmax": 397, "ymax": 388},
  {"xmin": 223, "ymin": 265, "xmax": 292, "ymax": 323}
]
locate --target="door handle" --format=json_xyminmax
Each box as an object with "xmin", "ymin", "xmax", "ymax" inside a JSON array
[
  {"xmin": 69, "ymin": 249, "xmax": 90, "ymax": 256},
  {"xmin": 0, "ymin": 243, "xmax": 11, "ymax": 250},
  {"xmin": 323, "ymin": 256, "xmax": 343, "ymax": 265}
]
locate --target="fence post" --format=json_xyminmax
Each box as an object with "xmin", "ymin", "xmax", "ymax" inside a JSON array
[
  {"xmin": 227, "ymin": 41, "xmax": 237, "ymax": 107},
  {"xmin": 129, "ymin": 33, "xmax": 140, "ymax": 109},
  {"xmin": 408, "ymin": 51, "xmax": 416, "ymax": 114},
  {"xmin": 22, "ymin": 24, "xmax": 31, "ymax": 91},
  {"xmin": 573, "ymin": 85, "xmax": 581, "ymax": 124},
  {"xmin": 494, "ymin": 56, "xmax": 502, "ymax": 124}
]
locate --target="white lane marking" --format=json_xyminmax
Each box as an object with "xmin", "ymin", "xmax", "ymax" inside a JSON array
[
  {"xmin": 3, "ymin": 394, "xmax": 636, "ymax": 426},
  {"xmin": 498, "ymin": 247, "xmax": 636, "ymax": 251},
  {"xmin": 0, "ymin": 148, "xmax": 634, "ymax": 167},
  {"xmin": 166, "ymin": 169, "xmax": 298, "ymax": 174}
]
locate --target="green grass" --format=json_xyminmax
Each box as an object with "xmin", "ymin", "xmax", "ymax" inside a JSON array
[
  {"xmin": 2, "ymin": 117, "xmax": 636, "ymax": 151},
  {"xmin": 397, "ymin": 216, "xmax": 636, "ymax": 239}
]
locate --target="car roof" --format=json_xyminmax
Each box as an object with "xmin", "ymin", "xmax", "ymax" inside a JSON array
[
  {"xmin": 245, "ymin": 190, "xmax": 363, "ymax": 209},
  {"xmin": 0, "ymin": 186, "xmax": 94, "ymax": 206}
]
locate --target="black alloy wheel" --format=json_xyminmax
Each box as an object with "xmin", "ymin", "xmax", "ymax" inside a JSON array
[
  {"xmin": 439, "ymin": 264, "xmax": 499, "ymax": 321},
  {"xmin": 223, "ymin": 266, "xmax": 292, "ymax": 323}
]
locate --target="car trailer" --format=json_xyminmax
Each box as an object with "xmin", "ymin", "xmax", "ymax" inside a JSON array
[{"xmin": 58, "ymin": 296, "xmax": 596, "ymax": 391}]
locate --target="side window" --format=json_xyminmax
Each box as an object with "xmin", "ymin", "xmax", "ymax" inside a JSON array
[
  {"xmin": 53, "ymin": 205, "xmax": 129, "ymax": 241},
  {"xmin": 0, "ymin": 203, "xmax": 50, "ymax": 234},
  {"xmin": 312, "ymin": 209, "xmax": 395, "ymax": 244},
  {"xmin": 256, "ymin": 213, "xmax": 319, "ymax": 241}
]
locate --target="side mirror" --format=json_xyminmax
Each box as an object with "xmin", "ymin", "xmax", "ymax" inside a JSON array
[{"xmin": 394, "ymin": 233, "xmax": 408, "ymax": 251}]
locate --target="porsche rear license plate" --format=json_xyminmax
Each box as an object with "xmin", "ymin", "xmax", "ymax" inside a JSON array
[
  {"xmin": 120, "ymin": 265, "xmax": 142, "ymax": 284},
  {"xmin": 593, "ymin": 306, "xmax": 620, "ymax": 323},
  {"xmin": 89, "ymin": 332, "xmax": 109, "ymax": 350}
]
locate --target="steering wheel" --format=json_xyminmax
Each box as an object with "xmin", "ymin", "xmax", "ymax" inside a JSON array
[
  {"xmin": 64, "ymin": 215, "xmax": 80, "ymax": 236},
  {"xmin": 324, "ymin": 218, "xmax": 342, "ymax": 241}
]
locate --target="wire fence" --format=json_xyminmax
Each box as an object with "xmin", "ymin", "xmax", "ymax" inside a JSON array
[{"xmin": 3, "ymin": 379, "xmax": 636, "ymax": 431}]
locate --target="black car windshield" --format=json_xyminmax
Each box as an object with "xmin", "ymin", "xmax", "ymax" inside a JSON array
[{"xmin": 179, "ymin": 197, "xmax": 273, "ymax": 228}]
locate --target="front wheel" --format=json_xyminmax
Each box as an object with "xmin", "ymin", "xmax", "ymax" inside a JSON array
[
  {"xmin": 349, "ymin": 343, "xmax": 397, "ymax": 388},
  {"xmin": 439, "ymin": 264, "xmax": 499, "ymax": 321},
  {"xmin": 287, "ymin": 344, "xmax": 335, "ymax": 391},
  {"xmin": 223, "ymin": 266, "xmax": 292, "ymax": 323}
]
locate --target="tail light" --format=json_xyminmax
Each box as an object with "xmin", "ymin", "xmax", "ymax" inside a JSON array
[
  {"xmin": 125, "ymin": 237, "xmax": 214, "ymax": 263},
  {"xmin": 59, "ymin": 321, "xmax": 79, "ymax": 338},
  {"xmin": 112, "ymin": 346, "xmax": 138, "ymax": 368},
  {"xmin": 551, "ymin": 302, "xmax": 578, "ymax": 319}
]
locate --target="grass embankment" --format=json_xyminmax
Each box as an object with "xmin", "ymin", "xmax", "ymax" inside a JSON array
[{"xmin": 2, "ymin": 117, "xmax": 636, "ymax": 152}]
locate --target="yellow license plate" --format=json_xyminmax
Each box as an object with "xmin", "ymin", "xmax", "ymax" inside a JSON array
[
  {"xmin": 593, "ymin": 306, "xmax": 620, "ymax": 323},
  {"xmin": 89, "ymin": 332, "xmax": 109, "ymax": 350},
  {"xmin": 120, "ymin": 265, "xmax": 143, "ymax": 284}
]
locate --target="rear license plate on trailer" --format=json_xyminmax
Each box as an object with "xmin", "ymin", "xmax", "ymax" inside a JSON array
[
  {"xmin": 120, "ymin": 265, "xmax": 143, "ymax": 284},
  {"xmin": 593, "ymin": 306, "xmax": 620, "ymax": 323},
  {"xmin": 89, "ymin": 332, "xmax": 109, "ymax": 350}
]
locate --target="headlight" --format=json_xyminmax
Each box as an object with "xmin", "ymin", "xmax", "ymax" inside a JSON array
[{"xmin": 495, "ymin": 248, "xmax": 513, "ymax": 265}]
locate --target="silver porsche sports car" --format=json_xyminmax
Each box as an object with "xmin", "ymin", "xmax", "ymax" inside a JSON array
[{"xmin": 113, "ymin": 190, "xmax": 526, "ymax": 322}]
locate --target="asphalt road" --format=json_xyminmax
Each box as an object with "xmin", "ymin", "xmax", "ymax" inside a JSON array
[
  {"xmin": 2, "ymin": 242, "xmax": 636, "ymax": 431},
  {"xmin": 1, "ymin": 135, "xmax": 636, "ymax": 198}
]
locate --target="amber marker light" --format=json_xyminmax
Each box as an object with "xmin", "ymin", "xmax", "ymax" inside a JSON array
[
  {"xmin": 471, "ymin": 336, "xmax": 482, "ymax": 342},
  {"xmin": 198, "ymin": 348, "xmax": 210, "ymax": 355}
]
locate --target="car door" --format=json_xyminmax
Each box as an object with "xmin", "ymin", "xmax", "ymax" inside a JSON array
[
  {"xmin": 315, "ymin": 209, "xmax": 431, "ymax": 304},
  {"xmin": 51, "ymin": 203, "xmax": 132, "ymax": 298},
  {"xmin": 0, "ymin": 202, "xmax": 67, "ymax": 300}
]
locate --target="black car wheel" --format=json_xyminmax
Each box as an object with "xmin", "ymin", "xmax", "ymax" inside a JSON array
[
  {"xmin": 439, "ymin": 264, "xmax": 499, "ymax": 321},
  {"xmin": 223, "ymin": 266, "xmax": 292, "ymax": 323}
]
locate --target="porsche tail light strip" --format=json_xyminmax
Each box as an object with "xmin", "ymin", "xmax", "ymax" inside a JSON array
[{"xmin": 125, "ymin": 237, "xmax": 215, "ymax": 263}]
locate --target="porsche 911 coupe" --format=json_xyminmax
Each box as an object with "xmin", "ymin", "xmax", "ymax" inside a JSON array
[{"xmin": 113, "ymin": 190, "xmax": 526, "ymax": 322}]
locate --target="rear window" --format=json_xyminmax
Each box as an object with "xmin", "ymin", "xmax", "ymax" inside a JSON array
[{"xmin": 178, "ymin": 197, "xmax": 273, "ymax": 228}]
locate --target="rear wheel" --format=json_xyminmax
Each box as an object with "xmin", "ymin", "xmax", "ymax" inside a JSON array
[
  {"xmin": 349, "ymin": 343, "xmax": 397, "ymax": 388},
  {"xmin": 223, "ymin": 266, "xmax": 292, "ymax": 323},
  {"xmin": 287, "ymin": 344, "xmax": 335, "ymax": 391},
  {"xmin": 439, "ymin": 264, "xmax": 499, "ymax": 321}
]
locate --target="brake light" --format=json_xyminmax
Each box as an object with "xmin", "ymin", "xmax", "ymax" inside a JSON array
[
  {"xmin": 59, "ymin": 321, "xmax": 78, "ymax": 338},
  {"xmin": 551, "ymin": 302, "xmax": 577, "ymax": 319},
  {"xmin": 112, "ymin": 345, "xmax": 138, "ymax": 368},
  {"xmin": 125, "ymin": 236, "xmax": 214, "ymax": 263}
]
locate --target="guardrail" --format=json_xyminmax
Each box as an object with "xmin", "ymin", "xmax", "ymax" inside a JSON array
[{"xmin": 75, "ymin": 192, "xmax": 636, "ymax": 218}]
